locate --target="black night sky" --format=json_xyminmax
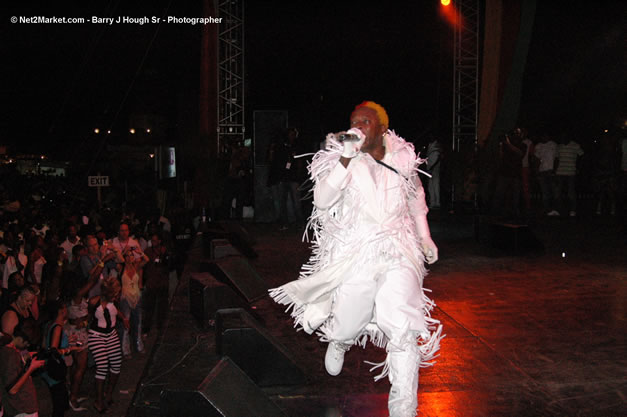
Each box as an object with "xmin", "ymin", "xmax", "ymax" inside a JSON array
[{"xmin": 1, "ymin": 1, "xmax": 625, "ymax": 157}]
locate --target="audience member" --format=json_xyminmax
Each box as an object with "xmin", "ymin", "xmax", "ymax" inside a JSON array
[
  {"xmin": 110, "ymin": 222, "xmax": 141, "ymax": 264},
  {"xmin": 119, "ymin": 249, "xmax": 148, "ymax": 358},
  {"xmin": 88, "ymin": 277, "xmax": 128, "ymax": 413},
  {"xmin": 1, "ymin": 285, "xmax": 38, "ymax": 338},
  {"xmin": 41, "ymin": 300, "xmax": 80, "ymax": 417},
  {"xmin": 491, "ymin": 130, "xmax": 527, "ymax": 219},
  {"xmin": 519, "ymin": 128, "xmax": 534, "ymax": 212},
  {"xmin": 555, "ymin": 135, "xmax": 584, "ymax": 216},
  {"xmin": 0, "ymin": 328, "xmax": 45, "ymax": 417},
  {"xmin": 60, "ymin": 224, "xmax": 81, "ymax": 263},
  {"xmin": 267, "ymin": 127, "xmax": 305, "ymax": 229},
  {"xmin": 426, "ymin": 136, "xmax": 443, "ymax": 209},
  {"xmin": 80, "ymin": 236, "xmax": 121, "ymax": 298},
  {"xmin": 592, "ymin": 135, "xmax": 619, "ymax": 215},
  {"xmin": 62, "ymin": 272, "xmax": 98, "ymax": 411},
  {"xmin": 142, "ymin": 233, "xmax": 171, "ymax": 336},
  {"xmin": 534, "ymin": 133, "xmax": 559, "ymax": 215}
]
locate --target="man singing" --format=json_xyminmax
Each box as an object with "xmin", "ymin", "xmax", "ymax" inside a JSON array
[{"xmin": 270, "ymin": 101, "xmax": 443, "ymax": 417}]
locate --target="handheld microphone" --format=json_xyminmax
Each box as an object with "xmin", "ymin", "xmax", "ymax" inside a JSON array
[{"xmin": 338, "ymin": 128, "xmax": 365, "ymax": 142}]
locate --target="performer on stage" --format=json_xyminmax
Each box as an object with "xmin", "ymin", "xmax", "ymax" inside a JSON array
[{"xmin": 270, "ymin": 101, "xmax": 443, "ymax": 417}]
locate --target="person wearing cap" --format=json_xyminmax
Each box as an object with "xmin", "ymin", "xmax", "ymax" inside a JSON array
[{"xmin": 270, "ymin": 101, "xmax": 442, "ymax": 417}]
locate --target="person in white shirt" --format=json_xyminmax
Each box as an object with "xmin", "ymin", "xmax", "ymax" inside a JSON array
[
  {"xmin": 109, "ymin": 222, "xmax": 142, "ymax": 263},
  {"xmin": 59, "ymin": 224, "xmax": 81, "ymax": 263},
  {"xmin": 555, "ymin": 136, "xmax": 584, "ymax": 216},
  {"xmin": 270, "ymin": 102, "xmax": 442, "ymax": 417},
  {"xmin": 534, "ymin": 133, "xmax": 559, "ymax": 215}
]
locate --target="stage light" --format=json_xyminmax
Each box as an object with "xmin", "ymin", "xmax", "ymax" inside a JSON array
[
  {"xmin": 130, "ymin": 128, "xmax": 136, "ymax": 134},
  {"xmin": 441, "ymin": 0, "xmax": 451, "ymax": 6},
  {"xmin": 94, "ymin": 128, "xmax": 100, "ymax": 134},
  {"xmin": 146, "ymin": 128, "xmax": 151, "ymax": 133}
]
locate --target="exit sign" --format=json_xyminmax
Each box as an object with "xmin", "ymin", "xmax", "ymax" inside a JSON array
[{"xmin": 88, "ymin": 176, "xmax": 110, "ymax": 187}]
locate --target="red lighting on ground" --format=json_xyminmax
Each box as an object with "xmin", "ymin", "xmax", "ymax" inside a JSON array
[{"xmin": 441, "ymin": 0, "xmax": 451, "ymax": 6}]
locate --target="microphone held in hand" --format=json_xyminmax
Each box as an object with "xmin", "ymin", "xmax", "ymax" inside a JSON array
[
  {"xmin": 339, "ymin": 133, "xmax": 361, "ymax": 142},
  {"xmin": 338, "ymin": 128, "xmax": 365, "ymax": 142},
  {"xmin": 340, "ymin": 128, "xmax": 366, "ymax": 158}
]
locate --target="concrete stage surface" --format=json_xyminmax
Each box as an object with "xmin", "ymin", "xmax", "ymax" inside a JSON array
[{"xmin": 47, "ymin": 212, "xmax": 625, "ymax": 417}]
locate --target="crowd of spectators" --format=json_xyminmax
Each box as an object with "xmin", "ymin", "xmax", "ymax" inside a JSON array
[
  {"xmin": 479, "ymin": 127, "xmax": 625, "ymax": 220},
  {"xmin": 0, "ymin": 168, "xmax": 181, "ymax": 416}
]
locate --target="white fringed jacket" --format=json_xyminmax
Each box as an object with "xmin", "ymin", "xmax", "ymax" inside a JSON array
[{"xmin": 270, "ymin": 130, "xmax": 442, "ymax": 365}]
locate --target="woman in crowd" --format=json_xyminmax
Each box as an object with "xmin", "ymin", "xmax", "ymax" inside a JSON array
[
  {"xmin": 119, "ymin": 248, "xmax": 148, "ymax": 358},
  {"xmin": 1, "ymin": 284, "xmax": 38, "ymax": 337},
  {"xmin": 88, "ymin": 277, "xmax": 128, "ymax": 413},
  {"xmin": 42, "ymin": 300, "xmax": 80, "ymax": 417},
  {"xmin": 62, "ymin": 271, "xmax": 99, "ymax": 411}
]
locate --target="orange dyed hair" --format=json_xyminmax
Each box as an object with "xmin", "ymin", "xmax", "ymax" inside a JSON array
[{"xmin": 354, "ymin": 101, "xmax": 389, "ymax": 129}]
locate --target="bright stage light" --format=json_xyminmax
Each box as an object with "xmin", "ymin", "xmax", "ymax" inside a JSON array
[{"xmin": 441, "ymin": 0, "xmax": 451, "ymax": 6}]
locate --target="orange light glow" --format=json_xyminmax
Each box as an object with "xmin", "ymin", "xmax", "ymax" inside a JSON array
[{"xmin": 439, "ymin": 0, "xmax": 459, "ymax": 27}]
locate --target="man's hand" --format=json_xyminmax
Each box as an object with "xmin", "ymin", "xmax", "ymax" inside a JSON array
[
  {"xmin": 415, "ymin": 215, "xmax": 438, "ymax": 264},
  {"xmin": 421, "ymin": 236, "xmax": 439, "ymax": 264},
  {"xmin": 340, "ymin": 128, "xmax": 365, "ymax": 158}
]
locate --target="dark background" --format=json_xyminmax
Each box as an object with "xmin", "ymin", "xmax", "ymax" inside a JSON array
[{"xmin": 1, "ymin": 1, "xmax": 625, "ymax": 156}]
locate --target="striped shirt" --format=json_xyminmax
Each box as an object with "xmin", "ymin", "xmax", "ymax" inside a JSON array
[{"xmin": 556, "ymin": 141, "xmax": 583, "ymax": 176}]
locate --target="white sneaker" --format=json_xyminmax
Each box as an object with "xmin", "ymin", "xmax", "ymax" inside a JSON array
[
  {"xmin": 569, "ymin": 211, "xmax": 576, "ymax": 217},
  {"xmin": 547, "ymin": 210, "xmax": 560, "ymax": 216},
  {"xmin": 325, "ymin": 341, "xmax": 349, "ymax": 376}
]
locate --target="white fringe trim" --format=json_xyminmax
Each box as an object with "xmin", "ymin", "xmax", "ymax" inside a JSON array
[{"xmin": 268, "ymin": 130, "xmax": 444, "ymax": 380}]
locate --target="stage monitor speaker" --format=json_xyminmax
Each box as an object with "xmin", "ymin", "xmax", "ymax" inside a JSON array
[
  {"xmin": 160, "ymin": 357, "xmax": 288, "ymax": 417},
  {"xmin": 218, "ymin": 220, "xmax": 257, "ymax": 258},
  {"xmin": 215, "ymin": 308, "xmax": 306, "ymax": 387},
  {"xmin": 205, "ymin": 256, "xmax": 267, "ymax": 302},
  {"xmin": 189, "ymin": 272, "xmax": 247, "ymax": 326},
  {"xmin": 210, "ymin": 238, "xmax": 241, "ymax": 260}
]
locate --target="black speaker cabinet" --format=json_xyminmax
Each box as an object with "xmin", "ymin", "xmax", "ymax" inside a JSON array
[
  {"xmin": 215, "ymin": 308, "xmax": 306, "ymax": 387},
  {"xmin": 160, "ymin": 357, "xmax": 288, "ymax": 417},
  {"xmin": 189, "ymin": 272, "xmax": 247, "ymax": 326},
  {"xmin": 204, "ymin": 256, "xmax": 267, "ymax": 303}
]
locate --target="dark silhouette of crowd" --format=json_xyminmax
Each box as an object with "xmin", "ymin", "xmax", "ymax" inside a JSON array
[{"xmin": 477, "ymin": 126, "xmax": 625, "ymax": 222}]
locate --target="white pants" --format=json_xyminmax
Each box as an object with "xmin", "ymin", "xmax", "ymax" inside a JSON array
[{"xmin": 328, "ymin": 259, "xmax": 425, "ymax": 347}]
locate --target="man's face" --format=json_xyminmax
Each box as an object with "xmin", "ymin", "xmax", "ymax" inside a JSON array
[
  {"xmin": 87, "ymin": 237, "xmax": 99, "ymax": 255},
  {"xmin": 350, "ymin": 107, "xmax": 385, "ymax": 152},
  {"xmin": 150, "ymin": 235, "xmax": 161, "ymax": 247},
  {"xmin": 13, "ymin": 273, "xmax": 25, "ymax": 288},
  {"xmin": 118, "ymin": 224, "xmax": 130, "ymax": 241},
  {"xmin": 68, "ymin": 225, "xmax": 77, "ymax": 239}
]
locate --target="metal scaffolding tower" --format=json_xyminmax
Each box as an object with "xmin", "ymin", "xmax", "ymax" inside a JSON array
[
  {"xmin": 452, "ymin": 0, "xmax": 480, "ymax": 152},
  {"xmin": 217, "ymin": 0, "xmax": 245, "ymax": 156},
  {"xmin": 451, "ymin": 0, "xmax": 480, "ymax": 207}
]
